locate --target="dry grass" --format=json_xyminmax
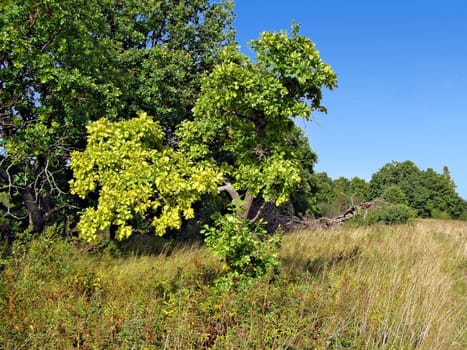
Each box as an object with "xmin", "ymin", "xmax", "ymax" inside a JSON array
[
  {"xmin": 1, "ymin": 220, "xmax": 465, "ymax": 349},
  {"xmin": 280, "ymin": 220, "xmax": 467, "ymax": 349}
]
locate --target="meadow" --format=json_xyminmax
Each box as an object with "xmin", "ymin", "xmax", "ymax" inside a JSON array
[{"xmin": 1, "ymin": 219, "xmax": 465, "ymax": 349}]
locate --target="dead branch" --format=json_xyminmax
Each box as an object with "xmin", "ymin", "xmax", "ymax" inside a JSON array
[{"xmin": 274, "ymin": 200, "xmax": 380, "ymax": 231}]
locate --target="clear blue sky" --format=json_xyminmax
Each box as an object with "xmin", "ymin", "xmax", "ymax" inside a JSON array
[{"xmin": 233, "ymin": 0, "xmax": 467, "ymax": 199}]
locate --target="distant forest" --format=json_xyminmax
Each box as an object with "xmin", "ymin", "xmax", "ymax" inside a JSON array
[{"xmin": 292, "ymin": 160, "xmax": 467, "ymax": 223}]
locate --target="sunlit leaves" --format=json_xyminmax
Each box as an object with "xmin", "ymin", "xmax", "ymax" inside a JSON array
[
  {"xmin": 70, "ymin": 113, "xmax": 222, "ymax": 241},
  {"xmin": 250, "ymin": 23, "xmax": 338, "ymax": 113},
  {"xmin": 178, "ymin": 25, "xmax": 337, "ymax": 213}
]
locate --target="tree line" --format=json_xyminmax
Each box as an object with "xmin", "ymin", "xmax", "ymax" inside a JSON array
[{"xmin": 299, "ymin": 160, "xmax": 467, "ymax": 223}]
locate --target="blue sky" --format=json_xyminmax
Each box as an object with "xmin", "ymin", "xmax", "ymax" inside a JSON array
[{"xmin": 233, "ymin": 0, "xmax": 467, "ymax": 199}]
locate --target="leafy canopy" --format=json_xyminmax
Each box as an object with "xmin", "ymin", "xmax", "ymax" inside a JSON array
[
  {"xmin": 70, "ymin": 24, "xmax": 337, "ymax": 247},
  {"xmin": 70, "ymin": 113, "xmax": 222, "ymax": 241},
  {"xmin": 368, "ymin": 161, "xmax": 464, "ymax": 218},
  {"xmin": 0, "ymin": 0, "xmax": 233, "ymax": 232},
  {"xmin": 177, "ymin": 24, "xmax": 337, "ymax": 215}
]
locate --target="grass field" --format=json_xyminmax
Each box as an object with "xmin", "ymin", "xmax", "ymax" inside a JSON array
[{"xmin": 1, "ymin": 219, "xmax": 465, "ymax": 349}]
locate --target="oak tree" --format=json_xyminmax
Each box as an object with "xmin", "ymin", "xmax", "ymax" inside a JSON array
[
  {"xmin": 70, "ymin": 25, "xmax": 337, "ymax": 246},
  {"xmin": 177, "ymin": 24, "xmax": 337, "ymax": 221},
  {"xmin": 0, "ymin": 0, "xmax": 233, "ymax": 233}
]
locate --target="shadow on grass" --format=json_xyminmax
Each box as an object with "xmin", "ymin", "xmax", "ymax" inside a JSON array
[
  {"xmin": 113, "ymin": 232, "xmax": 205, "ymax": 257},
  {"xmin": 282, "ymin": 246, "xmax": 361, "ymax": 278}
]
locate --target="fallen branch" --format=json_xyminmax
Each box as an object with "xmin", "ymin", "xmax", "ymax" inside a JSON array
[{"xmin": 273, "ymin": 201, "xmax": 380, "ymax": 231}]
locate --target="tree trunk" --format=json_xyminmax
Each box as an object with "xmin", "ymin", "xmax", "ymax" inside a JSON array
[
  {"xmin": 218, "ymin": 182, "xmax": 255, "ymax": 219},
  {"xmin": 21, "ymin": 187, "xmax": 46, "ymax": 232},
  {"xmin": 239, "ymin": 192, "xmax": 254, "ymax": 219}
]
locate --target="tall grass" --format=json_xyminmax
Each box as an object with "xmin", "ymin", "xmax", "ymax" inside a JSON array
[
  {"xmin": 280, "ymin": 220, "xmax": 466, "ymax": 349},
  {"xmin": 1, "ymin": 220, "xmax": 465, "ymax": 349}
]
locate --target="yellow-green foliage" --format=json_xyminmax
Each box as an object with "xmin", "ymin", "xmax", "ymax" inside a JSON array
[
  {"xmin": 1, "ymin": 220, "xmax": 465, "ymax": 349},
  {"xmin": 70, "ymin": 113, "xmax": 222, "ymax": 241},
  {"xmin": 177, "ymin": 25, "xmax": 337, "ymax": 209}
]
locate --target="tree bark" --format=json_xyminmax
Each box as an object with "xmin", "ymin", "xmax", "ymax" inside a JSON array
[
  {"xmin": 239, "ymin": 192, "xmax": 254, "ymax": 219},
  {"xmin": 218, "ymin": 182, "xmax": 255, "ymax": 219},
  {"xmin": 21, "ymin": 186, "xmax": 46, "ymax": 232}
]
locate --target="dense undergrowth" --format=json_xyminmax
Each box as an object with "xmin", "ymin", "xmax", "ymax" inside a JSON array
[{"xmin": 1, "ymin": 220, "xmax": 465, "ymax": 349}]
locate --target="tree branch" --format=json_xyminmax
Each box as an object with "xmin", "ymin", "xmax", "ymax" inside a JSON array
[
  {"xmin": 218, "ymin": 181, "xmax": 254, "ymax": 219},
  {"xmin": 44, "ymin": 203, "xmax": 80, "ymax": 219},
  {"xmin": 240, "ymin": 192, "xmax": 253, "ymax": 219},
  {"xmin": 218, "ymin": 181, "xmax": 240, "ymax": 202},
  {"xmin": 251, "ymin": 200, "xmax": 270, "ymax": 223}
]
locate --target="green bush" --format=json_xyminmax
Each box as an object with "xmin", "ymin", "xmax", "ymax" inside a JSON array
[
  {"xmin": 203, "ymin": 214, "xmax": 281, "ymax": 284},
  {"xmin": 367, "ymin": 204, "xmax": 415, "ymax": 225},
  {"xmin": 430, "ymin": 208, "xmax": 452, "ymax": 220},
  {"xmin": 348, "ymin": 203, "xmax": 415, "ymax": 227}
]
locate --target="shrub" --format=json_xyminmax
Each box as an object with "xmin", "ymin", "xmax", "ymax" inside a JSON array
[
  {"xmin": 430, "ymin": 208, "xmax": 452, "ymax": 220},
  {"xmin": 202, "ymin": 214, "xmax": 281, "ymax": 284},
  {"xmin": 367, "ymin": 204, "xmax": 415, "ymax": 225},
  {"xmin": 348, "ymin": 203, "xmax": 415, "ymax": 227}
]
